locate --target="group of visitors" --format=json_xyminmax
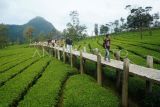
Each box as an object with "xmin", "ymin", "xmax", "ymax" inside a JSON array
[{"xmin": 46, "ymin": 33, "xmax": 111, "ymax": 62}]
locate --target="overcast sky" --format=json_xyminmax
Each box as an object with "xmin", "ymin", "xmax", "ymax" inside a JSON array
[{"xmin": 0, "ymin": 0, "xmax": 160, "ymax": 35}]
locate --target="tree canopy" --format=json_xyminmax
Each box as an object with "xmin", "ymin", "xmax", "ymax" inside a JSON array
[{"xmin": 63, "ymin": 11, "xmax": 87, "ymax": 41}]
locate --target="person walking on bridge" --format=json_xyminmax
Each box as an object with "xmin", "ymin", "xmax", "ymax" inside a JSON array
[
  {"xmin": 103, "ymin": 34, "xmax": 111, "ymax": 62},
  {"xmin": 66, "ymin": 37, "xmax": 73, "ymax": 53}
]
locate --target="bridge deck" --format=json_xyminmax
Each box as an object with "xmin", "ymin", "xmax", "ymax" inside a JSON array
[{"xmin": 33, "ymin": 44, "xmax": 160, "ymax": 84}]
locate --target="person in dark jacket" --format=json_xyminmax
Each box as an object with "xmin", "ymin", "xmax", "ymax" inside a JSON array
[
  {"xmin": 66, "ymin": 37, "xmax": 72, "ymax": 53},
  {"xmin": 103, "ymin": 34, "xmax": 111, "ymax": 62}
]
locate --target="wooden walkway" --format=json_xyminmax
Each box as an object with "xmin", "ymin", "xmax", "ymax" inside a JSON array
[
  {"xmin": 31, "ymin": 43, "xmax": 160, "ymax": 107},
  {"xmin": 32, "ymin": 43, "xmax": 160, "ymax": 84}
]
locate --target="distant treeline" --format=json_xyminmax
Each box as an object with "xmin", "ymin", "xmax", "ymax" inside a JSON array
[{"xmin": 94, "ymin": 5, "xmax": 160, "ymax": 39}]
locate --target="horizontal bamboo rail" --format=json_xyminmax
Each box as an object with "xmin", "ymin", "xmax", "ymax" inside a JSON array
[{"xmin": 31, "ymin": 43, "xmax": 160, "ymax": 107}]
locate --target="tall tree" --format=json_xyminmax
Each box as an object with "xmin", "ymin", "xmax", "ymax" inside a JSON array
[
  {"xmin": 69, "ymin": 11, "xmax": 79, "ymax": 26},
  {"xmin": 23, "ymin": 26, "xmax": 34, "ymax": 43},
  {"xmin": 145, "ymin": 6, "xmax": 153, "ymax": 36},
  {"xmin": 0, "ymin": 24, "xmax": 8, "ymax": 48},
  {"xmin": 94, "ymin": 24, "xmax": 98, "ymax": 36},
  {"xmin": 109, "ymin": 22, "xmax": 114, "ymax": 33},
  {"xmin": 120, "ymin": 17, "xmax": 125, "ymax": 31},
  {"xmin": 126, "ymin": 5, "xmax": 153, "ymax": 39},
  {"xmin": 63, "ymin": 11, "xmax": 87, "ymax": 40},
  {"xmin": 100, "ymin": 24, "xmax": 109, "ymax": 35},
  {"xmin": 153, "ymin": 13, "xmax": 160, "ymax": 27},
  {"xmin": 114, "ymin": 20, "xmax": 119, "ymax": 33}
]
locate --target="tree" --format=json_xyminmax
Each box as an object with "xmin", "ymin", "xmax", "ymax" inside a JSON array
[
  {"xmin": 153, "ymin": 13, "xmax": 160, "ymax": 27},
  {"xmin": 100, "ymin": 24, "xmax": 109, "ymax": 35},
  {"xmin": 23, "ymin": 26, "xmax": 34, "ymax": 43},
  {"xmin": 94, "ymin": 24, "xmax": 98, "ymax": 36},
  {"xmin": 145, "ymin": 6, "xmax": 153, "ymax": 36},
  {"xmin": 120, "ymin": 17, "xmax": 125, "ymax": 31},
  {"xmin": 126, "ymin": 5, "xmax": 153, "ymax": 39},
  {"xmin": 114, "ymin": 20, "xmax": 120, "ymax": 33},
  {"xmin": 63, "ymin": 11, "xmax": 87, "ymax": 40},
  {"xmin": 0, "ymin": 24, "xmax": 8, "ymax": 48},
  {"xmin": 109, "ymin": 22, "xmax": 114, "ymax": 33},
  {"xmin": 34, "ymin": 32, "xmax": 46, "ymax": 42},
  {"xmin": 69, "ymin": 11, "xmax": 79, "ymax": 26}
]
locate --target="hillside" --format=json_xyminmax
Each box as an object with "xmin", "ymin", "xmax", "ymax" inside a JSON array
[
  {"xmin": 0, "ymin": 45, "xmax": 119, "ymax": 107},
  {"xmin": 6, "ymin": 16, "xmax": 61, "ymax": 42},
  {"xmin": 74, "ymin": 29, "xmax": 160, "ymax": 70}
]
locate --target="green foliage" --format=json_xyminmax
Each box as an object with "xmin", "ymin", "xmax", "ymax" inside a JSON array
[
  {"xmin": 63, "ymin": 74, "xmax": 119, "ymax": 107},
  {"xmin": 100, "ymin": 24, "xmax": 109, "ymax": 35},
  {"xmin": 23, "ymin": 26, "xmax": 34, "ymax": 43},
  {"xmin": 0, "ymin": 56, "xmax": 40, "ymax": 86},
  {"xmin": 74, "ymin": 29, "xmax": 160, "ymax": 69},
  {"xmin": 4, "ymin": 16, "xmax": 60, "ymax": 43},
  {"xmin": 94, "ymin": 24, "xmax": 98, "ymax": 35},
  {"xmin": 0, "ymin": 24, "xmax": 8, "ymax": 48},
  {"xmin": 0, "ymin": 57, "xmax": 50, "ymax": 107},
  {"xmin": 63, "ymin": 11, "xmax": 87, "ymax": 40}
]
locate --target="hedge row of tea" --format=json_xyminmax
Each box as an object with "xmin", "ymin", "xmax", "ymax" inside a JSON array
[
  {"xmin": 74, "ymin": 29, "xmax": 160, "ymax": 69},
  {"xmin": 73, "ymin": 29, "xmax": 160, "ymax": 106},
  {"xmin": 0, "ymin": 45, "xmax": 119, "ymax": 107}
]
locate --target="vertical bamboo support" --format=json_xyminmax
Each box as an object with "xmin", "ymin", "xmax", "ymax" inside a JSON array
[
  {"xmin": 70, "ymin": 49, "xmax": 73, "ymax": 67},
  {"xmin": 42, "ymin": 46, "xmax": 45, "ymax": 57},
  {"xmin": 47, "ymin": 47, "xmax": 50, "ymax": 53},
  {"xmin": 83, "ymin": 47, "xmax": 86, "ymax": 52},
  {"xmin": 80, "ymin": 50, "xmax": 84, "ymax": 74},
  {"xmin": 115, "ymin": 51, "xmax": 121, "ymax": 88},
  {"xmin": 97, "ymin": 53, "xmax": 102, "ymax": 86},
  {"xmin": 52, "ymin": 48, "xmax": 55, "ymax": 57},
  {"xmin": 57, "ymin": 48, "xmax": 60, "ymax": 60},
  {"xmin": 122, "ymin": 58, "xmax": 129, "ymax": 107},
  {"xmin": 63, "ymin": 47, "xmax": 66, "ymax": 63},
  {"xmin": 54, "ymin": 48, "xmax": 57, "ymax": 58},
  {"xmin": 146, "ymin": 55, "xmax": 153, "ymax": 94},
  {"xmin": 49, "ymin": 48, "xmax": 52, "ymax": 56}
]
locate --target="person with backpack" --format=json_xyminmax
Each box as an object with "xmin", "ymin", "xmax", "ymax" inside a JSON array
[{"xmin": 103, "ymin": 34, "xmax": 111, "ymax": 62}]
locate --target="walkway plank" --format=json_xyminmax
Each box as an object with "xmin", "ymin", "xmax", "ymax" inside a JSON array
[{"xmin": 32, "ymin": 44, "xmax": 160, "ymax": 84}]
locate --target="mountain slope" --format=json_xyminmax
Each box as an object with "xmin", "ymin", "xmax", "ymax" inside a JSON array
[{"xmin": 7, "ymin": 16, "xmax": 60, "ymax": 42}]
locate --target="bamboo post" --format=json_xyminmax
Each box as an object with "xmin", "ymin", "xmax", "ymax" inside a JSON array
[
  {"xmin": 97, "ymin": 53, "xmax": 102, "ymax": 86},
  {"xmin": 95, "ymin": 48, "xmax": 99, "ymax": 55},
  {"xmin": 49, "ymin": 48, "xmax": 52, "ymax": 56},
  {"xmin": 47, "ymin": 47, "xmax": 50, "ymax": 53},
  {"xmin": 80, "ymin": 50, "xmax": 84, "ymax": 74},
  {"xmin": 52, "ymin": 48, "xmax": 54, "ymax": 56},
  {"xmin": 146, "ymin": 56, "xmax": 153, "ymax": 94},
  {"xmin": 42, "ymin": 46, "xmax": 45, "ymax": 57},
  {"xmin": 73, "ymin": 48, "xmax": 77, "ymax": 67},
  {"xmin": 122, "ymin": 58, "xmax": 129, "ymax": 107},
  {"xmin": 54, "ymin": 48, "xmax": 57, "ymax": 58},
  {"xmin": 115, "ymin": 51, "xmax": 121, "ymax": 88},
  {"xmin": 70, "ymin": 49, "xmax": 73, "ymax": 67},
  {"xmin": 63, "ymin": 47, "xmax": 66, "ymax": 63},
  {"xmin": 57, "ymin": 48, "xmax": 60, "ymax": 60},
  {"xmin": 83, "ymin": 46, "xmax": 86, "ymax": 53}
]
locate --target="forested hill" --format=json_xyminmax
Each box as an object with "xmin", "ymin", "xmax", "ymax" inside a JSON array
[{"xmin": 6, "ymin": 16, "xmax": 60, "ymax": 42}]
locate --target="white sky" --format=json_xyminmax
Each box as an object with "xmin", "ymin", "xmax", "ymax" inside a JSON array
[{"xmin": 0, "ymin": 0, "xmax": 160, "ymax": 35}]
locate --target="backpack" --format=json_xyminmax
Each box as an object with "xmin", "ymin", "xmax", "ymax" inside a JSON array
[{"xmin": 103, "ymin": 39, "xmax": 110, "ymax": 48}]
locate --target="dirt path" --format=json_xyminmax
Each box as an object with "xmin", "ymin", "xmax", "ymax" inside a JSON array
[{"xmin": 56, "ymin": 73, "xmax": 76, "ymax": 107}]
